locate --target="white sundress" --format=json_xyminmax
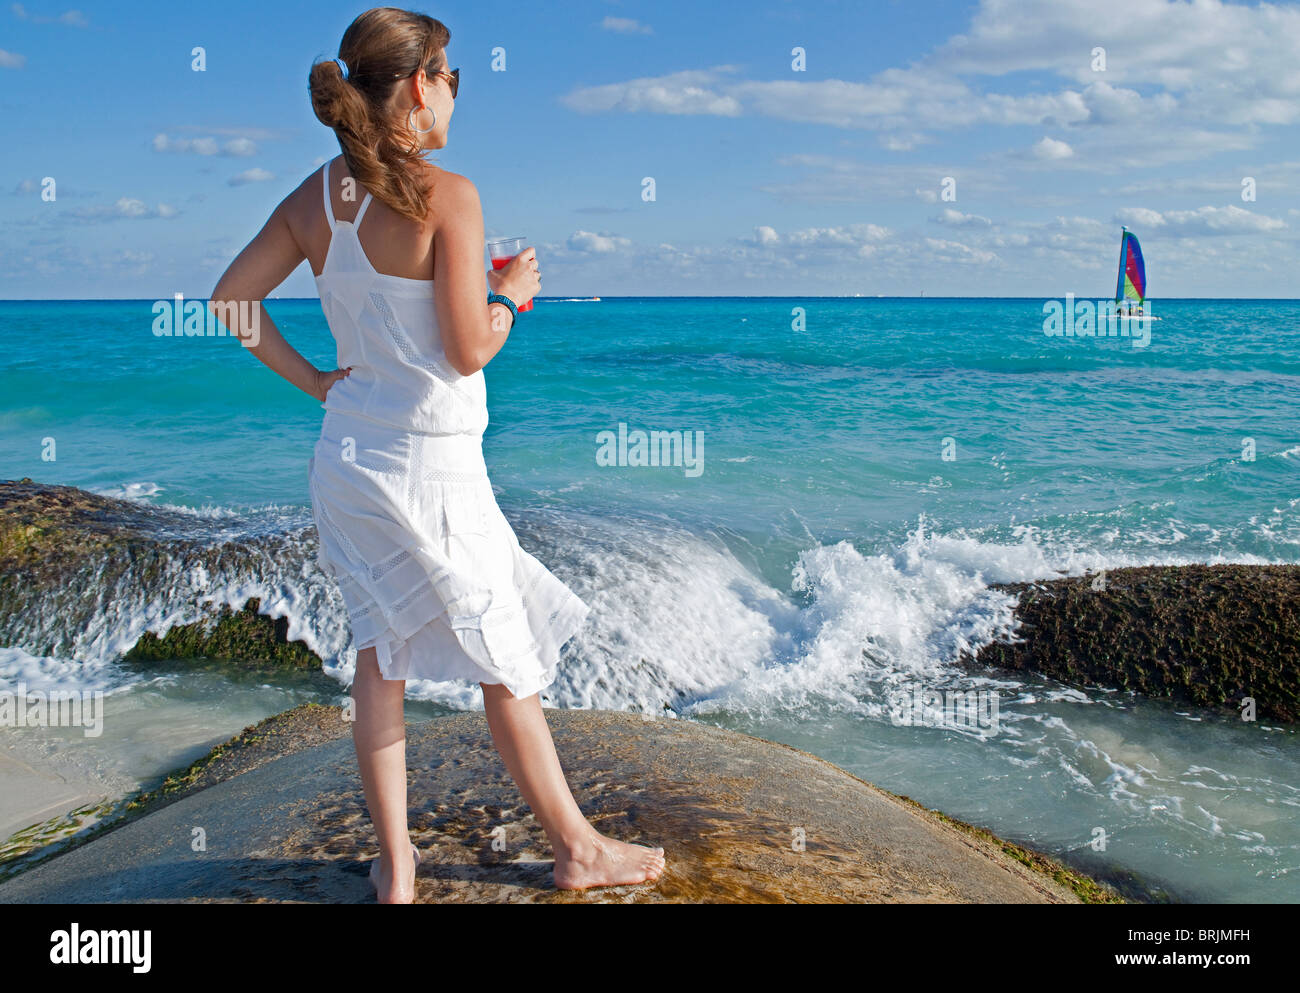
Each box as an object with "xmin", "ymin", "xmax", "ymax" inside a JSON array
[{"xmin": 306, "ymin": 159, "xmax": 589, "ymax": 699}]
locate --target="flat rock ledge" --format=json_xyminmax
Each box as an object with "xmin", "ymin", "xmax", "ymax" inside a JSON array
[{"xmin": 0, "ymin": 705, "xmax": 1116, "ymax": 904}]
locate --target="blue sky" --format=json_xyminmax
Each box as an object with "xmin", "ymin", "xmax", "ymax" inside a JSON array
[{"xmin": 2, "ymin": 0, "xmax": 1298, "ymax": 298}]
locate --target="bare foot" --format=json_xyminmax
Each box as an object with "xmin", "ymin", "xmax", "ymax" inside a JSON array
[
  {"xmin": 553, "ymin": 830, "xmax": 666, "ymax": 891},
  {"xmin": 369, "ymin": 842, "xmax": 420, "ymax": 904}
]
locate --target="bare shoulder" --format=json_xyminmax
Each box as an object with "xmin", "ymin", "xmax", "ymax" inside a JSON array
[
  {"xmin": 274, "ymin": 157, "xmax": 334, "ymax": 221},
  {"xmin": 430, "ymin": 168, "xmax": 480, "ymax": 215},
  {"xmin": 298, "ymin": 157, "xmax": 334, "ymax": 194}
]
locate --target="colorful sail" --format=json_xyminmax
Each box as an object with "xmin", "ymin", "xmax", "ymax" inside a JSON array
[{"xmin": 1115, "ymin": 227, "xmax": 1146, "ymax": 303}]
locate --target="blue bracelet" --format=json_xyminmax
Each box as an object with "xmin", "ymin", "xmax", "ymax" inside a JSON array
[{"xmin": 486, "ymin": 292, "xmax": 518, "ymax": 328}]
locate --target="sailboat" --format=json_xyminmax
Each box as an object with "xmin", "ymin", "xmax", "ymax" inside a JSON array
[{"xmin": 1115, "ymin": 226, "xmax": 1160, "ymax": 321}]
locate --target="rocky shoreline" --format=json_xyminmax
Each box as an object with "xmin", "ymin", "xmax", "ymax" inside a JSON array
[
  {"xmin": 4, "ymin": 478, "xmax": 1294, "ymax": 723},
  {"xmin": 0, "ymin": 478, "xmax": 323, "ymax": 666},
  {"xmin": 977, "ymin": 565, "xmax": 1300, "ymax": 723},
  {"xmin": 1, "ymin": 478, "xmax": 1293, "ymax": 900},
  {"xmin": 0, "ymin": 704, "xmax": 1122, "ymax": 903}
]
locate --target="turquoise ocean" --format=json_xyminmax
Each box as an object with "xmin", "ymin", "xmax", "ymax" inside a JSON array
[{"xmin": 2, "ymin": 296, "xmax": 1298, "ymax": 901}]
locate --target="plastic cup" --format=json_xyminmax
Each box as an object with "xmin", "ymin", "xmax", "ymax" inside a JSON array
[{"xmin": 486, "ymin": 236, "xmax": 535, "ymax": 312}]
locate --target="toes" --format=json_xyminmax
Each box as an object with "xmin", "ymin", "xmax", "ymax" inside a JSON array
[{"xmin": 639, "ymin": 851, "xmax": 665, "ymax": 881}]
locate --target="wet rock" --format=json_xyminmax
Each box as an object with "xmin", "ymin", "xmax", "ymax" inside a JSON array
[
  {"xmin": 975, "ymin": 565, "xmax": 1300, "ymax": 723},
  {"xmin": 0, "ymin": 479, "xmax": 322, "ymax": 668},
  {"xmin": 0, "ymin": 706, "xmax": 1110, "ymax": 904}
]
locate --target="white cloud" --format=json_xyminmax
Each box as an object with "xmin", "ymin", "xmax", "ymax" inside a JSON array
[
  {"xmin": 562, "ymin": 63, "xmax": 1089, "ymax": 134},
  {"xmin": 1015, "ymin": 127, "xmax": 1256, "ymax": 171},
  {"xmin": 934, "ymin": 208, "xmax": 991, "ymax": 227},
  {"xmin": 726, "ymin": 70, "xmax": 1090, "ymax": 131},
  {"xmin": 1114, "ymin": 204, "xmax": 1287, "ymax": 235},
  {"xmin": 755, "ymin": 223, "xmax": 893, "ymax": 261},
  {"xmin": 113, "ymin": 198, "xmax": 150, "ymax": 217},
  {"xmin": 930, "ymin": 0, "xmax": 1300, "ymax": 127},
  {"xmin": 12, "ymin": 4, "xmax": 87, "ymax": 27},
  {"xmin": 1076, "ymin": 81, "xmax": 1172, "ymax": 127},
  {"xmin": 68, "ymin": 197, "xmax": 179, "ymax": 222},
  {"xmin": 601, "ymin": 16, "xmax": 653, "ymax": 35},
  {"xmin": 922, "ymin": 237, "xmax": 999, "ymax": 265},
  {"xmin": 880, "ymin": 133, "xmax": 929, "ymax": 152},
  {"xmin": 153, "ymin": 133, "xmax": 259, "ymax": 156},
  {"xmin": 567, "ymin": 230, "xmax": 633, "ymax": 253},
  {"xmin": 560, "ymin": 69, "xmax": 742, "ymax": 116},
  {"xmin": 1032, "ymin": 137, "xmax": 1074, "ymax": 160},
  {"xmin": 0, "ymin": 48, "xmax": 25, "ymax": 68},
  {"xmin": 560, "ymin": 0, "xmax": 1300, "ymax": 169},
  {"xmin": 228, "ymin": 168, "xmax": 275, "ymax": 186}
]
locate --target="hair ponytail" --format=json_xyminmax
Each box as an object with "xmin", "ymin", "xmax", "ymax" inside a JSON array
[{"xmin": 308, "ymin": 7, "xmax": 451, "ymax": 222}]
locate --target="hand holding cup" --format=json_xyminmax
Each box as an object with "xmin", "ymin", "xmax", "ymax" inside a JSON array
[{"xmin": 486, "ymin": 237, "xmax": 539, "ymax": 312}]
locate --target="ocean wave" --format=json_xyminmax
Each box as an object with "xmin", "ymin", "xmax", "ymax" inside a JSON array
[
  {"xmin": 0, "ymin": 645, "xmax": 134, "ymax": 696},
  {"xmin": 91, "ymin": 482, "xmax": 164, "ymax": 501},
  {"xmin": 4, "ymin": 491, "xmax": 1279, "ymax": 718}
]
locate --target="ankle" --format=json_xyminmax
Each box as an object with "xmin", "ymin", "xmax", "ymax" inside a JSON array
[
  {"xmin": 380, "ymin": 843, "xmax": 415, "ymax": 868},
  {"xmin": 551, "ymin": 824, "xmax": 600, "ymax": 860}
]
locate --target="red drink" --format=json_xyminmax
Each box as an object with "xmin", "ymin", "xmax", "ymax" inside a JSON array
[
  {"xmin": 490, "ymin": 255, "xmax": 534, "ymax": 311},
  {"xmin": 486, "ymin": 236, "xmax": 535, "ymax": 312}
]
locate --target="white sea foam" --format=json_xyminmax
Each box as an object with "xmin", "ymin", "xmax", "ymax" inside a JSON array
[
  {"xmin": 91, "ymin": 482, "xmax": 163, "ymax": 500},
  {"xmin": 0, "ymin": 507, "xmax": 1287, "ymax": 721},
  {"xmin": 0, "ymin": 645, "xmax": 131, "ymax": 695},
  {"xmin": 681, "ymin": 520, "xmax": 1036, "ymax": 719}
]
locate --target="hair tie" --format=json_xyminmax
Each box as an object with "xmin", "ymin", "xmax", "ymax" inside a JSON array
[{"xmin": 334, "ymin": 56, "xmax": 350, "ymax": 81}]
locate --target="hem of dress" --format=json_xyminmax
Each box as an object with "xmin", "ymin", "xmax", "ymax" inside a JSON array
[
  {"xmin": 312, "ymin": 460, "xmax": 591, "ymax": 699},
  {"xmin": 360, "ymin": 586, "xmax": 591, "ymax": 700}
]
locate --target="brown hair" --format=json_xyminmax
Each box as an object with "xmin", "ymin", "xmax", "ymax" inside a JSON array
[{"xmin": 308, "ymin": 7, "xmax": 450, "ymax": 222}]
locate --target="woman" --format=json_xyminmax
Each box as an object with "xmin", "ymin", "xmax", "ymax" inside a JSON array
[{"xmin": 208, "ymin": 6, "xmax": 665, "ymax": 902}]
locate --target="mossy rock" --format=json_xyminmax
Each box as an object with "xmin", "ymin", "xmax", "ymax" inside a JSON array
[
  {"xmin": 124, "ymin": 597, "xmax": 322, "ymax": 670},
  {"xmin": 975, "ymin": 565, "xmax": 1300, "ymax": 723},
  {"xmin": 0, "ymin": 478, "xmax": 326, "ymax": 670}
]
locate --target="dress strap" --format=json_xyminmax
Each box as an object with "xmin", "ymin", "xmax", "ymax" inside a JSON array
[
  {"xmin": 354, "ymin": 189, "xmax": 373, "ymax": 228},
  {"xmin": 320, "ymin": 161, "xmax": 336, "ymax": 231}
]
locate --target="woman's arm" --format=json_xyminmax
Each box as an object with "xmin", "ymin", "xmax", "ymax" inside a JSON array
[
  {"xmin": 487, "ymin": 298, "xmax": 514, "ymax": 334},
  {"xmin": 207, "ymin": 196, "xmax": 349, "ymax": 402},
  {"xmin": 434, "ymin": 173, "xmax": 538, "ymax": 376}
]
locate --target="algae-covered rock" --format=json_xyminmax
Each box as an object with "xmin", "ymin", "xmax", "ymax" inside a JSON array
[
  {"xmin": 123, "ymin": 597, "xmax": 321, "ymax": 670},
  {"xmin": 975, "ymin": 565, "xmax": 1300, "ymax": 723},
  {"xmin": 0, "ymin": 478, "xmax": 328, "ymax": 669}
]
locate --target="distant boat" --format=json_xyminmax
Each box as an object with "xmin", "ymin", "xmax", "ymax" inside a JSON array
[{"xmin": 1115, "ymin": 226, "xmax": 1161, "ymax": 321}]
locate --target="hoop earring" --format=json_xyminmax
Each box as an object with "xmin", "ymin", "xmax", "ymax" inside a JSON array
[{"xmin": 408, "ymin": 104, "xmax": 436, "ymax": 134}]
